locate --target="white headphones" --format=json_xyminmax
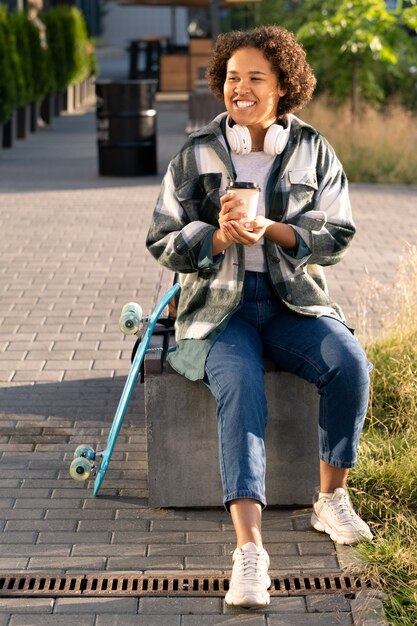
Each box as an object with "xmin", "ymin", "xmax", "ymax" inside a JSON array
[{"xmin": 225, "ymin": 115, "xmax": 290, "ymax": 156}]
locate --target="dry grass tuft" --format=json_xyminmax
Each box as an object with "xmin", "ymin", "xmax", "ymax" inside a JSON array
[{"xmin": 302, "ymin": 97, "xmax": 417, "ymax": 184}]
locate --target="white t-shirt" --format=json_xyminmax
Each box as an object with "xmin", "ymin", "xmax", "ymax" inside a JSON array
[{"xmin": 231, "ymin": 151, "xmax": 276, "ymax": 272}]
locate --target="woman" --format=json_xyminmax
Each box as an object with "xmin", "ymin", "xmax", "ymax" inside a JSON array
[{"xmin": 146, "ymin": 25, "xmax": 372, "ymax": 609}]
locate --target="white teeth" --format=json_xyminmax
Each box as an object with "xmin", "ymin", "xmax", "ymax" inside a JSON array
[{"xmin": 235, "ymin": 101, "xmax": 255, "ymax": 109}]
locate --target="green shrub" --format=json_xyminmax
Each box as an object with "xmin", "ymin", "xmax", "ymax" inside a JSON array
[
  {"xmin": 0, "ymin": 4, "xmax": 96, "ymax": 120},
  {"xmin": 0, "ymin": 8, "xmax": 16, "ymax": 122},
  {"xmin": 10, "ymin": 11, "xmax": 34, "ymax": 105},
  {"xmin": 53, "ymin": 6, "xmax": 92, "ymax": 86},
  {"xmin": 42, "ymin": 10, "xmax": 69, "ymax": 92},
  {"xmin": 26, "ymin": 17, "xmax": 55, "ymax": 100}
]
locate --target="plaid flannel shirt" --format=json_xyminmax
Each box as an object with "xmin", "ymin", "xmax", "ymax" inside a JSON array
[{"xmin": 146, "ymin": 113, "xmax": 355, "ymax": 380}]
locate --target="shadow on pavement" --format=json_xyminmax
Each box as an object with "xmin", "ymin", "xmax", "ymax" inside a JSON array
[
  {"xmin": 0, "ymin": 376, "xmax": 144, "ymax": 425},
  {"xmin": 0, "ymin": 101, "xmax": 188, "ymax": 193}
]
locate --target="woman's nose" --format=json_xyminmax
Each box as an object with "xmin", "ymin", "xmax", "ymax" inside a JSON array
[{"xmin": 235, "ymin": 83, "xmax": 250, "ymax": 94}]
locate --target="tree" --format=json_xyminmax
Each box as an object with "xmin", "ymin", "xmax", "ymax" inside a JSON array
[{"xmin": 258, "ymin": 0, "xmax": 417, "ymax": 118}]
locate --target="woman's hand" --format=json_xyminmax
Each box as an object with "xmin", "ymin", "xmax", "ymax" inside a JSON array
[
  {"xmin": 218, "ymin": 192, "xmax": 271, "ymax": 246},
  {"xmin": 221, "ymin": 215, "xmax": 271, "ymax": 245}
]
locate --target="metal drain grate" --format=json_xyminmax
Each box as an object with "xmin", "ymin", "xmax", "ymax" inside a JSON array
[{"xmin": 0, "ymin": 573, "xmax": 373, "ymax": 598}]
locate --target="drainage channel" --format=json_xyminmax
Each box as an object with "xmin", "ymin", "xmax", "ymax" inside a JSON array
[{"xmin": 0, "ymin": 573, "xmax": 373, "ymax": 598}]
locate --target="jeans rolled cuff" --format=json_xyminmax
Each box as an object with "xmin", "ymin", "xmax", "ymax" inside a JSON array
[
  {"xmin": 224, "ymin": 489, "xmax": 267, "ymax": 511},
  {"xmin": 320, "ymin": 453, "xmax": 357, "ymax": 469}
]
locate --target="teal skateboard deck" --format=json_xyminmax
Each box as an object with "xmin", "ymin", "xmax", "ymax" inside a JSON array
[{"xmin": 69, "ymin": 283, "xmax": 180, "ymax": 496}]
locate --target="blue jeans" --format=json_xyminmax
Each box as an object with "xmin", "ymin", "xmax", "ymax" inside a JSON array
[{"xmin": 204, "ymin": 271, "xmax": 371, "ymax": 509}]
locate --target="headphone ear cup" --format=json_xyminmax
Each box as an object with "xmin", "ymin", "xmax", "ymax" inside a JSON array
[
  {"xmin": 263, "ymin": 124, "xmax": 290, "ymax": 156},
  {"xmin": 226, "ymin": 122, "xmax": 252, "ymax": 154}
]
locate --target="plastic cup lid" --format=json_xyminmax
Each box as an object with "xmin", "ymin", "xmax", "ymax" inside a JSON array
[{"xmin": 226, "ymin": 181, "xmax": 260, "ymax": 190}]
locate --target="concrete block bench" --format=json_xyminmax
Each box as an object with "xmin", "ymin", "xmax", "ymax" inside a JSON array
[{"xmin": 144, "ymin": 354, "xmax": 320, "ymax": 508}]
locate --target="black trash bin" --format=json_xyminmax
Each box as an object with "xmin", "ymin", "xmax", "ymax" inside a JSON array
[{"xmin": 96, "ymin": 79, "xmax": 158, "ymax": 176}]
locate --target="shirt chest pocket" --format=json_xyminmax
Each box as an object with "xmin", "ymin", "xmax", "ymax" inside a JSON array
[
  {"xmin": 286, "ymin": 168, "xmax": 318, "ymax": 217},
  {"xmin": 176, "ymin": 173, "xmax": 222, "ymax": 227}
]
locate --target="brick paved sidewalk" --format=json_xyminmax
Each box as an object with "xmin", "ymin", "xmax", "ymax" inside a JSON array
[{"xmin": 0, "ymin": 79, "xmax": 415, "ymax": 624}]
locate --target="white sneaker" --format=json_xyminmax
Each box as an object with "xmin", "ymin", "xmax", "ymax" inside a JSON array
[
  {"xmin": 311, "ymin": 487, "xmax": 373, "ymax": 545},
  {"xmin": 225, "ymin": 541, "xmax": 271, "ymax": 608}
]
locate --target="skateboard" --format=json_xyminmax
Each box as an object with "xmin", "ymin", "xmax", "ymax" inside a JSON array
[{"xmin": 69, "ymin": 282, "xmax": 181, "ymax": 496}]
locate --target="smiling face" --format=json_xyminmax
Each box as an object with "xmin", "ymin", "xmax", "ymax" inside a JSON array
[{"xmin": 223, "ymin": 46, "xmax": 286, "ymax": 134}]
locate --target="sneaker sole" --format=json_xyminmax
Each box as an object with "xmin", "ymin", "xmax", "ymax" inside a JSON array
[
  {"xmin": 225, "ymin": 591, "xmax": 270, "ymax": 608},
  {"xmin": 311, "ymin": 512, "xmax": 372, "ymax": 545}
]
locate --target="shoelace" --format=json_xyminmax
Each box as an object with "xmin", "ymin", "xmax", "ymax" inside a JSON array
[
  {"xmin": 325, "ymin": 495, "xmax": 357, "ymax": 524},
  {"xmin": 236, "ymin": 549, "xmax": 266, "ymax": 579}
]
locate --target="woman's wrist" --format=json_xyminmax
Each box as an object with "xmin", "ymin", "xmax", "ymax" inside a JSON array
[
  {"xmin": 264, "ymin": 220, "xmax": 297, "ymax": 250},
  {"xmin": 212, "ymin": 228, "xmax": 233, "ymax": 256}
]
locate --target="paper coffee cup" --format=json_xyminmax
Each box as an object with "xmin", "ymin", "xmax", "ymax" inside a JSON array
[{"xmin": 226, "ymin": 182, "xmax": 260, "ymax": 221}]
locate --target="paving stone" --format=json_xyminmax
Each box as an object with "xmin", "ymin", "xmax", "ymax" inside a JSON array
[
  {"xmin": 298, "ymin": 542, "xmax": 338, "ymax": 556},
  {"xmin": 96, "ymin": 617, "xmax": 180, "ymax": 626},
  {"xmin": 151, "ymin": 520, "xmax": 223, "ymax": 532},
  {"xmin": 9, "ymin": 616, "xmax": 95, "ymax": 626},
  {"xmin": 0, "ymin": 598, "xmax": 54, "ymax": 613},
  {"xmin": 72, "ymin": 544, "xmax": 147, "ymax": 557},
  {"xmin": 0, "ymin": 557, "xmax": 29, "ymax": 569},
  {"xmin": 54, "ymin": 597, "xmax": 138, "ymax": 614},
  {"xmin": 306, "ymin": 594, "xmax": 351, "ymax": 612},
  {"xmin": 45, "ymin": 509, "xmax": 115, "ymax": 520},
  {"xmin": 1, "ymin": 545, "xmax": 70, "ymax": 557},
  {"xmin": 28, "ymin": 556, "xmax": 107, "ymax": 570},
  {"xmin": 111, "ymin": 531, "xmax": 186, "ymax": 544},
  {"xmin": 0, "ymin": 489, "xmax": 50, "ymax": 499},
  {"xmin": 0, "ymin": 532, "xmax": 37, "ymax": 544},
  {"xmin": 5, "ymin": 519, "xmax": 77, "ymax": 532},
  {"xmin": 0, "ymin": 498, "xmax": 18, "ymax": 509},
  {"xmin": 78, "ymin": 519, "xmax": 149, "ymax": 532},
  {"xmin": 183, "ymin": 617, "xmax": 266, "ymax": 625},
  {"xmin": 138, "ymin": 597, "xmax": 223, "ymax": 614},
  {"xmin": 350, "ymin": 590, "xmax": 388, "ymax": 625},
  {"xmin": 82, "ymin": 498, "xmax": 148, "ymax": 509},
  {"xmin": 106, "ymin": 556, "xmax": 184, "ymax": 570},
  {"xmin": 37, "ymin": 531, "xmax": 111, "ymax": 544},
  {"xmin": 13, "ymin": 498, "xmax": 84, "ymax": 509},
  {"xmin": 148, "ymin": 543, "xmax": 222, "ymax": 557},
  {"xmin": 267, "ymin": 614, "xmax": 352, "ymax": 625}
]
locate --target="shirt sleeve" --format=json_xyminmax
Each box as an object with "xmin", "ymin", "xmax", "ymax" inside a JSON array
[
  {"xmin": 197, "ymin": 231, "xmax": 225, "ymax": 269},
  {"xmin": 282, "ymin": 230, "xmax": 311, "ymax": 260}
]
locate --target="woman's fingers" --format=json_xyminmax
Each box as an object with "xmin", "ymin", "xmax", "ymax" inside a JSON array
[{"xmin": 219, "ymin": 192, "xmax": 246, "ymax": 224}]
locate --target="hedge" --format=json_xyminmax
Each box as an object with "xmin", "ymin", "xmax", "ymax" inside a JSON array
[{"xmin": 0, "ymin": 4, "xmax": 97, "ymax": 124}]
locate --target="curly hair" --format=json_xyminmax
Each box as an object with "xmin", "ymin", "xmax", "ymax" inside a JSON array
[{"xmin": 206, "ymin": 25, "xmax": 316, "ymax": 117}]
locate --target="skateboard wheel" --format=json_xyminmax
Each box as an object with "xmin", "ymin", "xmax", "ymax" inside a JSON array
[
  {"xmin": 69, "ymin": 457, "xmax": 92, "ymax": 481},
  {"xmin": 73, "ymin": 445, "xmax": 95, "ymax": 461},
  {"xmin": 119, "ymin": 302, "xmax": 143, "ymax": 335}
]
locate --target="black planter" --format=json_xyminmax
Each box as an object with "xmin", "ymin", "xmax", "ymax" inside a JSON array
[
  {"xmin": 54, "ymin": 92, "xmax": 63, "ymax": 116},
  {"xmin": 16, "ymin": 105, "xmax": 31, "ymax": 139},
  {"xmin": 30, "ymin": 101, "xmax": 39, "ymax": 133},
  {"xmin": 40, "ymin": 95, "xmax": 53, "ymax": 125},
  {"xmin": 2, "ymin": 115, "xmax": 15, "ymax": 148}
]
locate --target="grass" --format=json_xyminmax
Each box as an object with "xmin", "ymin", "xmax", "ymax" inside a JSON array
[
  {"xmin": 347, "ymin": 246, "xmax": 417, "ymax": 625},
  {"xmin": 301, "ymin": 97, "xmax": 417, "ymax": 184}
]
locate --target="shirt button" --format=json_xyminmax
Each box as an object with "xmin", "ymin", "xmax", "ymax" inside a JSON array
[{"xmin": 286, "ymin": 294, "xmax": 292, "ymax": 302}]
